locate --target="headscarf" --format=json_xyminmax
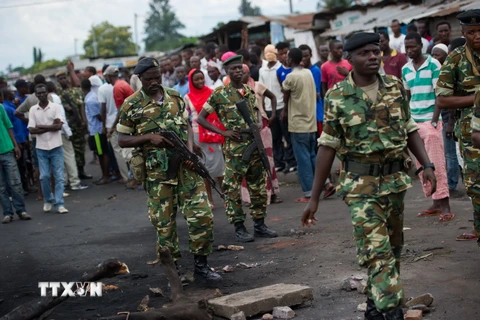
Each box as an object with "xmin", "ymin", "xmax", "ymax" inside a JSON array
[
  {"xmin": 264, "ymin": 44, "xmax": 278, "ymax": 62},
  {"xmin": 432, "ymin": 43, "xmax": 448, "ymax": 55},
  {"xmin": 242, "ymin": 64, "xmax": 255, "ymax": 89},
  {"xmin": 207, "ymin": 61, "xmax": 219, "ymax": 70},
  {"xmin": 187, "ymin": 69, "xmax": 212, "ymax": 114},
  {"xmin": 186, "ymin": 68, "xmax": 225, "ymax": 143},
  {"xmin": 221, "ymin": 51, "xmax": 236, "ymax": 62}
]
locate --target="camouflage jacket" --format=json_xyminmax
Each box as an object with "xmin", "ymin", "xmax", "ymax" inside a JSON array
[
  {"xmin": 436, "ymin": 46, "xmax": 480, "ymax": 141},
  {"xmin": 58, "ymin": 87, "xmax": 84, "ymax": 127},
  {"xmin": 203, "ymin": 83, "xmax": 259, "ymax": 157},
  {"xmin": 116, "ymin": 86, "xmax": 189, "ymax": 184},
  {"xmin": 319, "ymin": 73, "xmax": 418, "ymax": 198}
]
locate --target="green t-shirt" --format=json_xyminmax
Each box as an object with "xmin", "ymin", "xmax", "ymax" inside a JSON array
[{"xmin": 0, "ymin": 105, "xmax": 14, "ymax": 154}]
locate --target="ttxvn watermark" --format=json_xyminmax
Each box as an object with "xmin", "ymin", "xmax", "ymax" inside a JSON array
[{"xmin": 38, "ymin": 282, "xmax": 103, "ymax": 297}]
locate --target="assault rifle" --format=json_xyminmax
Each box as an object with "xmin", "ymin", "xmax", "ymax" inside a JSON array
[
  {"xmin": 135, "ymin": 114, "xmax": 224, "ymax": 199},
  {"xmin": 236, "ymin": 100, "xmax": 275, "ymax": 195}
]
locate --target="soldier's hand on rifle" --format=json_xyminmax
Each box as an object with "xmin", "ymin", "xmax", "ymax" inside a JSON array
[
  {"xmin": 301, "ymin": 200, "xmax": 319, "ymax": 228},
  {"xmin": 184, "ymin": 160, "xmax": 195, "ymax": 171},
  {"xmin": 149, "ymin": 134, "xmax": 174, "ymax": 148},
  {"xmin": 222, "ymin": 130, "xmax": 241, "ymax": 140}
]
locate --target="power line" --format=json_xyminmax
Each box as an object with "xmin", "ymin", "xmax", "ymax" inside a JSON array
[{"xmin": 0, "ymin": 0, "xmax": 73, "ymax": 9}]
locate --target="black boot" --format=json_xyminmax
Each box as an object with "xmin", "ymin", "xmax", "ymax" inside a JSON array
[
  {"xmin": 384, "ymin": 308, "xmax": 403, "ymax": 320},
  {"xmin": 254, "ymin": 219, "xmax": 278, "ymax": 238},
  {"xmin": 235, "ymin": 222, "xmax": 254, "ymax": 242},
  {"xmin": 194, "ymin": 255, "xmax": 222, "ymax": 283},
  {"xmin": 365, "ymin": 299, "xmax": 385, "ymax": 320},
  {"xmin": 78, "ymin": 166, "xmax": 92, "ymax": 179}
]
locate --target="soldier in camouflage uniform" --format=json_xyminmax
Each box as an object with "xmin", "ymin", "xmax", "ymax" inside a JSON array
[
  {"xmin": 302, "ymin": 33, "xmax": 436, "ymax": 320},
  {"xmin": 116, "ymin": 57, "xmax": 222, "ymax": 283},
  {"xmin": 437, "ymin": 10, "xmax": 480, "ymax": 244},
  {"xmin": 197, "ymin": 55, "xmax": 278, "ymax": 242},
  {"xmin": 56, "ymin": 72, "xmax": 92, "ymax": 179}
]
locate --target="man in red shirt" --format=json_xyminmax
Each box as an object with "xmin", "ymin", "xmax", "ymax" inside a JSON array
[
  {"xmin": 379, "ymin": 31, "xmax": 408, "ymax": 79},
  {"xmin": 320, "ymin": 40, "xmax": 352, "ymax": 97}
]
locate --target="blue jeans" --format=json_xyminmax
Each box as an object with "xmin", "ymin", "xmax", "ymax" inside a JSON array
[
  {"xmin": 443, "ymin": 123, "xmax": 460, "ymax": 190},
  {"xmin": 290, "ymin": 132, "xmax": 317, "ymax": 197},
  {"xmin": 37, "ymin": 146, "xmax": 65, "ymax": 208},
  {"xmin": 0, "ymin": 151, "xmax": 26, "ymax": 216}
]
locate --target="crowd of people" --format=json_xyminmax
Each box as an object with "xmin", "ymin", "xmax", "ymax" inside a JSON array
[{"xmin": 2, "ymin": 8, "xmax": 480, "ymax": 320}]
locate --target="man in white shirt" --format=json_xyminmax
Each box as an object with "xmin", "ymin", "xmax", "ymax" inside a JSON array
[
  {"xmin": 207, "ymin": 61, "xmax": 223, "ymax": 89},
  {"xmin": 390, "ymin": 19, "xmax": 406, "ymax": 53},
  {"xmin": 28, "ymin": 84, "xmax": 68, "ymax": 214}
]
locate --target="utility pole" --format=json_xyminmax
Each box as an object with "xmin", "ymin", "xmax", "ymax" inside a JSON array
[
  {"xmin": 92, "ymin": 24, "xmax": 98, "ymax": 57},
  {"xmin": 289, "ymin": 0, "xmax": 293, "ymax": 13},
  {"xmin": 134, "ymin": 13, "xmax": 139, "ymax": 54}
]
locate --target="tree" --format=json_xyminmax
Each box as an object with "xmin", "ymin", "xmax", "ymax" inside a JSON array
[
  {"xmin": 25, "ymin": 59, "xmax": 67, "ymax": 74},
  {"xmin": 238, "ymin": 0, "xmax": 261, "ymax": 16},
  {"xmin": 83, "ymin": 22, "xmax": 137, "ymax": 58},
  {"xmin": 317, "ymin": 0, "xmax": 354, "ymax": 10},
  {"xmin": 144, "ymin": 0, "xmax": 185, "ymax": 51},
  {"xmin": 33, "ymin": 47, "xmax": 43, "ymax": 64}
]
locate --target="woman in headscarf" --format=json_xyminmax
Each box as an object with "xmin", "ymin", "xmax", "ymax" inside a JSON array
[
  {"xmin": 184, "ymin": 69, "xmax": 226, "ymax": 209},
  {"xmin": 240, "ymin": 64, "xmax": 282, "ymax": 205}
]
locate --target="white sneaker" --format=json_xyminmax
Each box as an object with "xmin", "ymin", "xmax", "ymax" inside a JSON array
[
  {"xmin": 71, "ymin": 184, "xmax": 89, "ymax": 191},
  {"xmin": 57, "ymin": 206, "xmax": 69, "ymax": 214},
  {"xmin": 43, "ymin": 203, "xmax": 53, "ymax": 212}
]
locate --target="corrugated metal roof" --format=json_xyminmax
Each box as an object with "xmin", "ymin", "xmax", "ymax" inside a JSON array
[{"xmin": 321, "ymin": 0, "xmax": 476, "ymax": 37}]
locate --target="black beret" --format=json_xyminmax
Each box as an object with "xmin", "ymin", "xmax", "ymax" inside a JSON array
[
  {"xmin": 223, "ymin": 55, "xmax": 243, "ymax": 67},
  {"xmin": 344, "ymin": 32, "xmax": 380, "ymax": 52},
  {"xmin": 133, "ymin": 57, "xmax": 160, "ymax": 75},
  {"xmin": 457, "ymin": 9, "xmax": 480, "ymax": 26}
]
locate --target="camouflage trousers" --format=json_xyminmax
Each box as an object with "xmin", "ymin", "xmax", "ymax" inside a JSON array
[
  {"xmin": 145, "ymin": 166, "xmax": 214, "ymax": 261},
  {"xmin": 224, "ymin": 153, "xmax": 267, "ymax": 224},
  {"xmin": 70, "ymin": 128, "xmax": 86, "ymax": 168},
  {"xmin": 460, "ymin": 139, "xmax": 480, "ymax": 245},
  {"xmin": 344, "ymin": 191, "xmax": 405, "ymax": 313}
]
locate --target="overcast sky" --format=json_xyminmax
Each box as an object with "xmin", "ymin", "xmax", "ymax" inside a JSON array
[{"xmin": 1, "ymin": 0, "xmax": 318, "ymax": 73}]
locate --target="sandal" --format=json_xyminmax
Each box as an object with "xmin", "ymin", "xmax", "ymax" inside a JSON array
[
  {"xmin": 271, "ymin": 196, "xmax": 283, "ymax": 204},
  {"xmin": 417, "ymin": 209, "xmax": 441, "ymax": 217},
  {"xmin": 324, "ymin": 185, "xmax": 336, "ymax": 199},
  {"xmin": 295, "ymin": 197, "xmax": 310, "ymax": 203},
  {"xmin": 439, "ymin": 213, "xmax": 455, "ymax": 222},
  {"xmin": 455, "ymin": 233, "xmax": 478, "ymax": 241},
  {"xmin": 95, "ymin": 178, "xmax": 111, "ymax": 185}
]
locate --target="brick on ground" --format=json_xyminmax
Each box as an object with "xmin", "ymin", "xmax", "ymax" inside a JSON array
[
  {"xmin": 405, "ymin": 309, "xmax": 423, "ymax": 320},
  {"xmin": 207, "ymin": 283, "xmax": 313, "ymax": 318}
]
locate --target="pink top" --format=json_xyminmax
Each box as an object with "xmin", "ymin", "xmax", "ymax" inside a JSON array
[
  {"xmin": 321, "ymin": 59, "xmax": 353, "ymax": 89},
  {"xmin": 28, "ymin": 102, "xmax": 64, "ymax": 151}
]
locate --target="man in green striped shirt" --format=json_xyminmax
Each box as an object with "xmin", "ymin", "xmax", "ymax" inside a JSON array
[{"xmin": 402, "ymin": 32, "xmax": 453, "ymax": 222}]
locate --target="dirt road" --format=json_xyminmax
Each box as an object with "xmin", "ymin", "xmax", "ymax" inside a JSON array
[{"xmin": 1, "ymin": 163, "xmax": 479, "ymax": 319}]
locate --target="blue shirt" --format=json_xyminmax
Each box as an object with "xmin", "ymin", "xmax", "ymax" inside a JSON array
[
  {"xmin": 309, "ymin": 65, "xmax": 324, "ymax": 122},
  {"xmin": 84, "ymin": 91, "xmax": 102, "ymax": 136},
  {"xmin": 276, "ymin": 65, "xmax": 292, "ymax": 84},
  {"xmin": 173, "ymin": 81, "xmax": 189, "ymax": 98},
  {"xmin": 14, "ymin": 93, "xmax": 29, "ymax": 139},
  {"xmin": 3, "ymin": 100, "xmax": 27, "ymax": 143}
]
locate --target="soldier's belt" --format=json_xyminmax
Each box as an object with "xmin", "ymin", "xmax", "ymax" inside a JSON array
[{"xmin": 343, "ymin": 160, "xmax": 403, "ymax": 176}]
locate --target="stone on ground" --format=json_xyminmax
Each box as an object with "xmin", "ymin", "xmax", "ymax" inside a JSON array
[
  {"xmin": 262, "ymin": 314, "xmax": 274, "ymax": 320},
  {"xmin": 405, "ymin": 293, "xmax": 434, "ymax": 307},
  {"xmin": 230, "ymin": 311, "xmax": 246, "ymax": 320},
  {"xmin": 207, "ymin": 283, "xmax": 313, "ymax": 318},
  {"xmin": 272, "ymin": 306, "xmax": 295, "ymax": 319},
  {"xmin": 357, "ymin": 303, "xmax": 367, "ymax": 312},
  {"xmin": 405, "ymin": 309, "xmax": 423, "ymax": 320}
]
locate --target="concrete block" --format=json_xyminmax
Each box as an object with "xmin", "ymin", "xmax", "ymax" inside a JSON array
[
  {"xmin": 405, "ymin": 309, "xmax": 423, "ymax": 320},
  {"xmin": 230, "ymin": 311, "xmax": 246, "ymax": 320},
  {"xmin": 272, "ymin": 306, "xmax": 295, "ymax": 319},
  {"xmin": 208, "ymin": 283, "xmax": 313, "ymax": 318}
]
